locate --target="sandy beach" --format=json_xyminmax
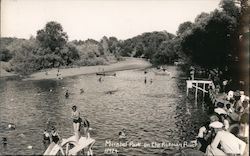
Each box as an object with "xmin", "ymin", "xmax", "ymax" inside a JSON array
[{"xmin": 23, "ymin": 57, "xmax": 151, "ymax": 81}]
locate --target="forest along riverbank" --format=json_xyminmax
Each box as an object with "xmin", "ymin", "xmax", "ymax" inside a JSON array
[{"xmin": 23, "ymin": 57, "xmax": 151, "ymax": 81}]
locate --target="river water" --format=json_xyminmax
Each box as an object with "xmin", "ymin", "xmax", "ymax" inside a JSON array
[{"xmin": 0, "ymin": 66, "xmax": 209, "ymax": 155}]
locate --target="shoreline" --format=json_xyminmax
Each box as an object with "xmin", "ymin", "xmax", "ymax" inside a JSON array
[{"xmin": 23, "ymin": 57, "xmax": 152, "ymax": 81}]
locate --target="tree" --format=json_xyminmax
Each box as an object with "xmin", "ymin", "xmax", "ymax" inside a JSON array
[
  {"xmin": 35, "ymin": 21, "xmax": 79, "ymax": 68},
  {"xmin": 195, "ymin": 12, "xmax": 210, "ymax": 23},
  {"xmin": 0, "ymin": 48, "xmax": 12, "ymax": 62},
  {"xmin": 220, "ymin": 0, "xmax": 240, "ymax": 18},
  {"xmin": 108, "ymin": 37, "xmax": 119, "ymax": 54},
  {"xmin": 177, "ymin": 21, "xmax": 193, "ymax": 36},
  {"xmin": 100, "ymin": 36, "xmax": 111, "ymax": 55},
  {"xmin": 181, "ymin": 8, "xmax": 238, "ymax": 69},
  {"xmin": 10, "ymin": 39, "xmax": 40, "ymax": 74},
  {"xmin": 152, "ymin": 40, "xmax": 177, "ymax": 65},
  {"xmin": 36, "ymin": 21, "xmax": 68, "ymax": 51},
  {"xmin": 134, "ymin": 43, "xmax": 144, "ymax": 57}
]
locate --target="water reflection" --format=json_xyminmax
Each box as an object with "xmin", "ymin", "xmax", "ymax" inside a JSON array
[{"xmin": 0, "ymin": 66, "xmax": 208, "ymax": 155}]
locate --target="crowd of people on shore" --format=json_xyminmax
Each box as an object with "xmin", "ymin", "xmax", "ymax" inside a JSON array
[{"xmin": 193, "ymin": 66, "xmax": 249, "ymax": 155}]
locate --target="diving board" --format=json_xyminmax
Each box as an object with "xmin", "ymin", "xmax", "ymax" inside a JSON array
[
  {"xmin": 68, "ymin": 137, "xmax": 95, "ymax": 155},
  {"xmin": 43, "ymin": 135, "xmax": 95, "ymax": 156}
]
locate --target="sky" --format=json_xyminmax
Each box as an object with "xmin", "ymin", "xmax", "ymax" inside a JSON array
[{"xmin": 1, "ymin": 0, "xmax": 221, "ymax": 41}]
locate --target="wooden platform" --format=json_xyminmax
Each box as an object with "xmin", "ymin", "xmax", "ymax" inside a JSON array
[{"xmin": 186, "ymin": 80, "xmax": 213, "ymax": 103}]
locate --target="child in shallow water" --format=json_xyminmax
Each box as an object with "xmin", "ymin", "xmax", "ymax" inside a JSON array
[
  {"xmin": 43, "ymin": 126, "xmax": 64, "ymax": 155},
  {"xmin": 43, "ymin": 129, "xmax": 50, "ymax": 149},
  {"xmin": 65, "ymin": 90, "xmax": 69, "ymax": 98},
  {"xmin": 51, "ymin": 127, "xmax": 60, "ymax": 144},
  {"xmin": 119, "ymin": 129, "xmax": 126, "ymax": 139}
]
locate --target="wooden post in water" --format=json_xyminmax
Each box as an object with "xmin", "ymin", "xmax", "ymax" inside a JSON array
[
  {"xmin": 203, "ymin": 83, "xmax": 206, "ymax": 97},
  {"xmin": 195, "ymin": 82, "xmax": 198, "ymax": 104}
]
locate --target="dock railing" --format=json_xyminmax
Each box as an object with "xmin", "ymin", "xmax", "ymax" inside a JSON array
[{"xmin": 186, "ymin": 80, "xmax": 213, "ymax": 103}]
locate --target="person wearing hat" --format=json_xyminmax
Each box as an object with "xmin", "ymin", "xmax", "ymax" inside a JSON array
[
  {"xmin": 206, "ymin": 121, "xmax": 246, "ymax": 155},
  {"xmin": 196, "ymin": 114, "xmax": 219, "ymax": 153}
]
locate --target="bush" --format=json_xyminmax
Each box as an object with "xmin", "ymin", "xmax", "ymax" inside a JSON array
[
  {"xmin": 0, "ymin": 48, "xmax": 12, "ymax": 61},
  {"xmin": 75, "ymin": 57, "xmax": 107, "ymax": 66}
]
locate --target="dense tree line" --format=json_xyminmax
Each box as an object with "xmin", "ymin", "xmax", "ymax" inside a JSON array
[
  {"xmin": 1, "ymin": 22, "xmax": 121, "ymax": 75},
  {"xmin": 118, "ymin": 31, "xmax": 178, "ymax": 65},
  {"xmin": 179, "ymin": 0, "xmax": 249, "ymax": 87},
  {"xmin": 1, "ymin": 0, "xmax": 246, "ymax": 77}
]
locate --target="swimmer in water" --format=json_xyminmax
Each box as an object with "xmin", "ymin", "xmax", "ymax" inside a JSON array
[
  {"xmin": 51, "ymin": 127, "xmax": 60, "ymax": 144},
  {"xmin": 80, "ymin": 88, "xmax": 84, "ymax": 94},
  {"xmin": 44, "ymin": 126, "xmax": 64, "ymax": 155},
  {"xmin": 144, "ymin": 77, "xmax": 147, "ymax": 84},
  {"xmin": 8, "ymin": 123, "xmax": 16, "ymax": 130},
  {"xmin": 119, "ymin": 129, "xmax": 126, "ymax": 139},
  {"xmin": 2, "ymin": 137, "xmax": 7, "ymax": 146},
  {"xmin": 65, "ymin": 90, "xmax": 69, "ymax": 98},
  {"xmin": 98, "ymin": 77, "xmax": 102, "ymax": 82},
  {"xmin": 43, "ymin": 129, "xmax": 50, "ymax": 146}
]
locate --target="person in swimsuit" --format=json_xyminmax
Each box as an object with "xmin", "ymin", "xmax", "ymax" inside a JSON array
[
  {"xmin": 80, "ymin": 117, "xmax": 90, "ymax": 138},
  {"xmin": 43, "ymin": 129, "xmax": 50, "ymax": 149},
  {"xmin": 43, "ymin": 126, "xmax": 63, "ymax": 155},
  {"xmin": 51, "ymin": 127, "xmax": 60, "ymax": 144},
  {"xmin": 65, "ymin": 90, "xmax": 69, "ymax": 98},
  {"xmin": 72, "ymin": 105, "xmax": 81, "ymax": 141}
]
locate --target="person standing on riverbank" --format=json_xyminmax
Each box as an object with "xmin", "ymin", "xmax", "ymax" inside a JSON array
[{"xmin": 189, "ymin": 66, "xmax": 195, "ymax": 80}]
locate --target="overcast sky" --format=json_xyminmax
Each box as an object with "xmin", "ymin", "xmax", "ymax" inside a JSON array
[{"xmin": 1, "ymin": 0, "xmax": 221, "ymax": 41}]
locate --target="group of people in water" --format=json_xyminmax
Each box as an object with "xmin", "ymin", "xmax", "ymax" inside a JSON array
[
  {"xmin": 193, "ymin": 66, "xmax": 249, "ymax": 155},
  {"xmin": 43, "ymin": 105, "xmax": 90, "ymax": 154}
]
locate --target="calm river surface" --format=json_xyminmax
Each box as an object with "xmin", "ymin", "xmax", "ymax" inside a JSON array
[{"xmin": 0, "ymin": 66, "xmax": 209, "ymax": 155}]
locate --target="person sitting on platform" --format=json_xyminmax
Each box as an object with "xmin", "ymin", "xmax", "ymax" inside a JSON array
[
  {"xmin": 218, "ymin": 114, "xmax": 230, "ymax": 131},
  {"xmin": 214, "ymin": 102, "xmax": 227, "ymax": 115},
  {"xmin": 206, "ymin": 121, "xmax": 246, "ymax": 156},
  {"xmin": 225, "ymin": 103, "xmax": 233, "ymax": 115},
  {"xmin": 196, "ymin": 115, "xmax": 219, "ymax": 153}
]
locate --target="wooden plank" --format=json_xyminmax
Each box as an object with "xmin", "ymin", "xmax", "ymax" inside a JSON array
[
  {"xmin": 192, "ymin": 84, "xmax": 208, "ymax": 93},
  {"xmin": 203, "ymin": 83, "xmax": 206, "ymax": 97},
  {"xmin": 195, "ymin": 82, "xmax": 198, "ymax": 104},
  {"xmin": 189, "ymin": 80, "xmax": 213, "ymax": 84}
]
